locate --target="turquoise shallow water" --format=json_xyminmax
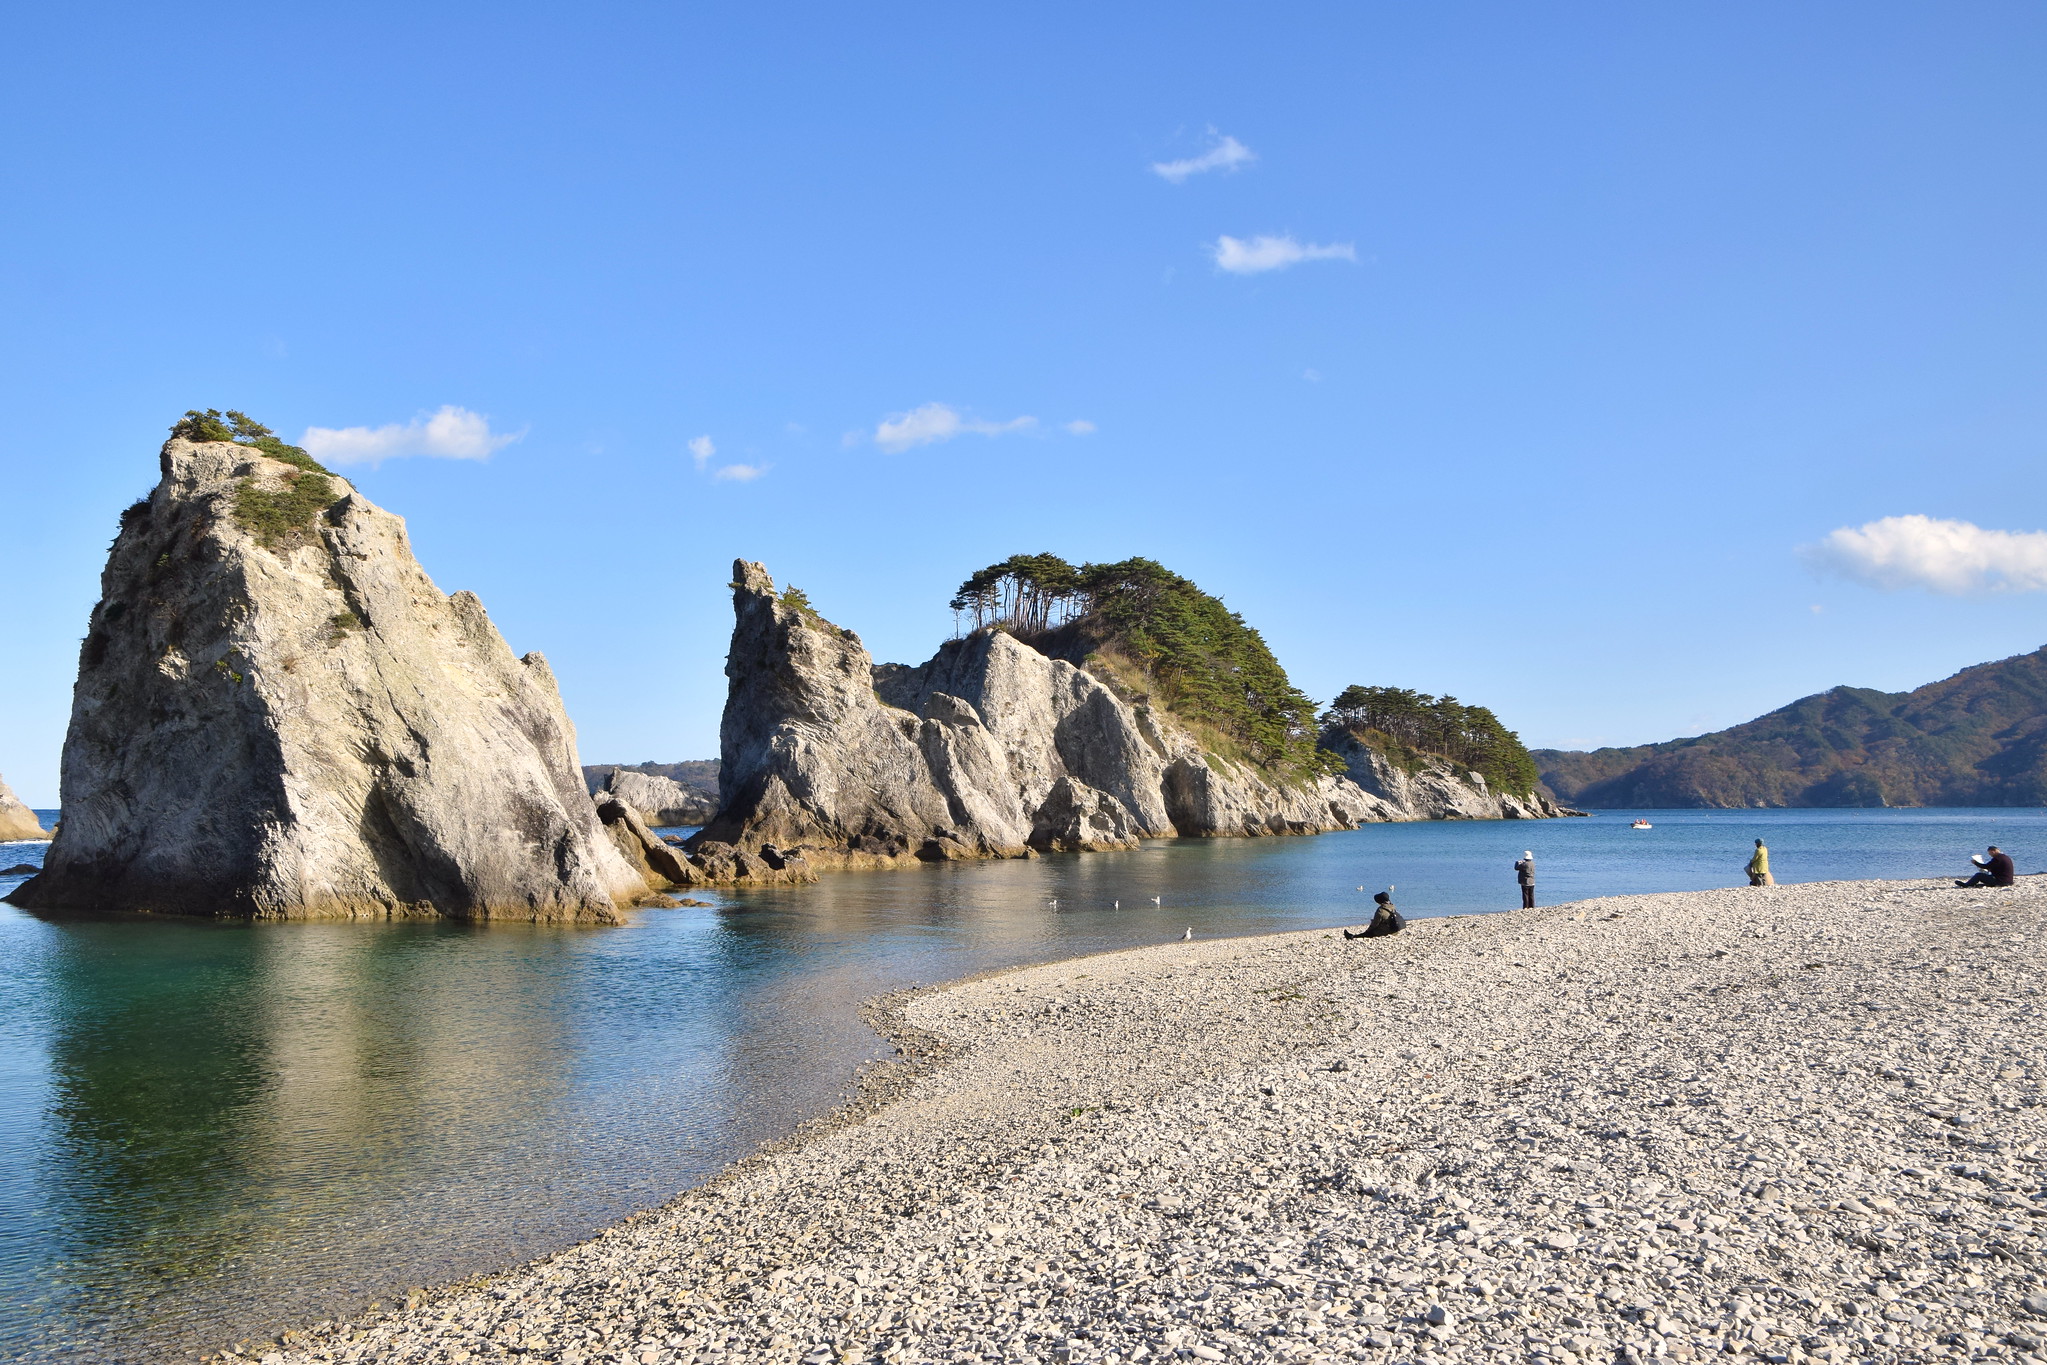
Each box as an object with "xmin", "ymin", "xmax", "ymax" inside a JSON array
[{"xmin": 2, "ymin": 806, "xmax": 2042, "ymax": 1363}]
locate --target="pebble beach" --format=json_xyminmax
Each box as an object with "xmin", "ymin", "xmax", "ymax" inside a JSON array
[{"xmin": 237, "ymin": 877, "xmax": 2047, "ymax": 1365}]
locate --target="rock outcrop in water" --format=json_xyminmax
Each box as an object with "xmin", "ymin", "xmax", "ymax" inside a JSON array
[
  {"xmin": 8, "ymin": 434, "xmax": 650, "ymax": 921},
  {"xmin": 593, "ymin": 769, "xmax": 716, "ymax": 827},
  {"xmin": 0, "ymin": 774, "xmax": 51, "ymax": 841},
  {"xmin": 1321, "ymin": 728, "xmax": 1566, "ymax": 820},
  {"xmin": 690, "ymin": 562, "xmax": 1399, "ymax": 879}
]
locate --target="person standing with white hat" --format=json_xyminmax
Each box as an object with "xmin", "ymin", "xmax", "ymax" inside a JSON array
[{"xmin": 1513, "ymin": 850, "xmax": 1536, "ymax": 909}]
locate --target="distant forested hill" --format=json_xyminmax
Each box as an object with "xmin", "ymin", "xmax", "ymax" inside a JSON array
[{"xmin": 1534, "ymin": 645, "xmax": 2047, "ymax": 808}]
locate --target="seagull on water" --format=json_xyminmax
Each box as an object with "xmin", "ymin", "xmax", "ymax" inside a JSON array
[
  {"xmin": 1113, "ymin": 899, "xmax": 1120, "ymax": 909},
  {"xmin": 1151, "ymin": 895, "xmax": 1162, "ymax": 906},
  {"xmin": 1047, "ymin": 898, "xmax": 1058, "ymax": 909}
]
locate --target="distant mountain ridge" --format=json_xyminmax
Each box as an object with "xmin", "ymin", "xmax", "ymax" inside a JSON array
[{"xmin": 1534, "ymin": 645, "xmax": 2047, "ymax": 808}]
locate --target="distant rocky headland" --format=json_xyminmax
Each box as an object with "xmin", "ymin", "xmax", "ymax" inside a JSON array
[
  {"xmin": 679, "ymin": 555, "xmax": 1561, "ymax": 886},
  {"xmin": 583, "ymin": 763, "xmax": 719, "ymax": 827},
  {"xmin": 1536, "ymin": 644, "xmax": 2047, "ymax": 808}
]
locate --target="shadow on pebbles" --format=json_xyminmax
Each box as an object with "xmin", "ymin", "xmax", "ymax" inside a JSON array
[{"xmin": 235, "ymin": 877, "xmax": 2047, "ymax": 1365}]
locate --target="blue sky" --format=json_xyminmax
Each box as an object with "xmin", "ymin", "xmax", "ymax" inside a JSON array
[{"xmin": 4, "ymin": 3, "xmax": 2046, "ymax": 804}]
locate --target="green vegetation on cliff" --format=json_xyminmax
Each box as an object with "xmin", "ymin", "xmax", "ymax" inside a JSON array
[
  {"xmin": 172, "ymin": 409, "xmax": 326, "ymax": 472},
  {"xmin": 1535, "ymin": 645, "xmax": 2047, "ymax": 808},
  {"xmin": 168, "ymin": 410, "xmax": 340, "ymax": 548},
  {"xmin": 949, "ymin": 554, "xmax": 1334, "ymax": 777},
  {"xmin": 1324, "ymin": 685, "xmax": 1540, "ymax": 797}
]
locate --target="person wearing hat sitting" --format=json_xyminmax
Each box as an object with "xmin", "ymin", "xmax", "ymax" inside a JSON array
[
  {"xmin": 1344, "ymin": 891, "xmax": 1405, "ymax": 939},
  {"xmin": 1956, "ymin": 845, "xmax": 2016, "ymax": 888}
]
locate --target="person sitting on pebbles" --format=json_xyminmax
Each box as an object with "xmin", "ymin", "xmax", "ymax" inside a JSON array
[
  {"xmin": 1956, "ymin": 845, "xmax": 2016, "ymax": 888},
  {"xmin": 1344, "ymin": 891, "xmax": 1405, "ymax": 939}
]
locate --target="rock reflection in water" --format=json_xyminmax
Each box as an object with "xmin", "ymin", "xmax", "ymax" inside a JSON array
[{"xmin": 3, "ymin": 909, "xmax": 873, "ymax": 1365}]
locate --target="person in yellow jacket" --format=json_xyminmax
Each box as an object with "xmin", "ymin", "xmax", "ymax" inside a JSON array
[{"xmin": 1746, "ymin": 838, "xmax": 1772, "ymax": 886}]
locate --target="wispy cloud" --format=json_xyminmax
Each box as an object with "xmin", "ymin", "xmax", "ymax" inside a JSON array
[
  {"xmin": 1152, "ymin": 134, "xmax": 1255, "ymax": 184},
  {"xmin": 688, "ymin": 433, "xmax": 767, "ymax": 482},
  {"xmin": 302, "ymin": 406, "xmax": 521, "ymax": 467},
  {"xmin": 873, "ymin": 403, "xmax": 1037, "ymax": 454},
  {"xmin": 1065, "ymin": 419, "xmax": 1097, "ymax": 435},
  {"xmin": 1802, "ymin": 514, "xmax": 2047, "ymax": 594},
  {"xmin": 1212, "ymin": 234, "xmax": 1357, "ymax": 275}
]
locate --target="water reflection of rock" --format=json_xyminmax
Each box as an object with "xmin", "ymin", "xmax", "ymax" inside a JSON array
[{"xmin": 28, "ymin": 919, "xmax": 585, "ymax": 1361}]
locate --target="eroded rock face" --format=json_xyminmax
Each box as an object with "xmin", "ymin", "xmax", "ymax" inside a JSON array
[
  {"xmin": 598, "ymin": 769, "xmax": 716, "ymax": 827},
  {"xmin": 1321, "ymin": 727, "xmax": 1565, "ymax": 820},
  {"xmin": 8, "ymin": 438, "xmax": 649, "ymax": 920},
  {"xmin": 696, "ymin": 562, "xmax": 1410, "ymax": 882},
  {"xmin": 0, "ymin": 774, "xmax": 50, "ymax": 841}
]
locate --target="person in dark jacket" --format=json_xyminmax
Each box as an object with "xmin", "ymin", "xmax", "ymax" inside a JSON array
[
  {"xmin": 1344, "ymin": 892, "xmax": 1405, "ymax": 939},
  {"xmin": 1514, "ymin": 851, "xmax": 1536, "ymax": 909},
  {"xmin": 1957, "ymin": 846, "xmax": 2016, "ymax": 888}
]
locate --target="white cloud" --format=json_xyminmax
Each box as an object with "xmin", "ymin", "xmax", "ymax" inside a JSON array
[
  {"xmin": 688, "ymin": 434, "xmax": 715, "ymax": 469},
  {"xmin": 1066, "ymin": 419, "xmax": 1096, "ymax": 435},
  {"xmin": 1212, "ymin": 234, "xmax": 1357, "ymax": 275},
  {"xmin": 1152, "ymin": 134, "xmax": 1255, "ymax": 183},
  {"xmin": 711, "ymin": 462, "xmax": 767, "ymax": 482},
  {"xmin": 873, "ymin": 403, "xmax": 1036, "ymax": 454},
  {"xmin": 303, "ymin": 406, "xmax": 521, "ymax": 467},
  {"xmin": 1802, "ymin": 514, "xmax": 2047, "ymax": 594}
]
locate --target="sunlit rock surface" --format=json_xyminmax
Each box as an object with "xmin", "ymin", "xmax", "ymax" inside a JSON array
[{"xmin": 9, "ymin": 437, "xmax": 647, "ymax": 920}]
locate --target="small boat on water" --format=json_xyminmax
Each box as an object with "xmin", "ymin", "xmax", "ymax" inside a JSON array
[{"xmin": 1630, "ymin": 818, "xmax": 1653, "ymax": 829}]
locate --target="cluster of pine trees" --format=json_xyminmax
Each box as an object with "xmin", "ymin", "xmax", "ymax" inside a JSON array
[
  {"xmin": 1322, "ymin": 685, "xmax": 1539, "ymax": 796},
  {"xmin": 948, "ymin": 554, "xmax": 1332, "ymax": 776},
  {"xmin": 946, "ymin": 555, "xmax": 1542, "ymax": 795}
]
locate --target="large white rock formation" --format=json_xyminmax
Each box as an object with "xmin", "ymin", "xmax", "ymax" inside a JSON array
[
  {"xmin": 8, "ymin": 437, "xmax": 649, "ymax": 920},
  {"xmin": 690, "ymin": 562, "xmax": 1428, "ymax": 880},
  {"xmin": 595, "ymin": 769, "xmax": 715, "ymax": 827}
]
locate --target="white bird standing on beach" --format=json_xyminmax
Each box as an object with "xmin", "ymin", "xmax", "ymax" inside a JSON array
[{"xmin": 1182, "ymin": 927, "xmax": 1194, "ymax": 940}]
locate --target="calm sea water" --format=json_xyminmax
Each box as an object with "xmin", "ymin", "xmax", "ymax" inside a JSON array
[{"xmin": 2, "ymin": 806, "xmax": 2041, "ymax": 1363}]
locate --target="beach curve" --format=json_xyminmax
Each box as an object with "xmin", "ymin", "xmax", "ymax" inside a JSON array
[{"xmin": 231, "ymin": 877, "xmax": 2047, "ymax": 1365}]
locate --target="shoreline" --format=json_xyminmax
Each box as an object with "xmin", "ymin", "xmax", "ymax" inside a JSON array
[{"xmin": 228, "ymin": 877, "xmax": 2044, "ymax": 1365}]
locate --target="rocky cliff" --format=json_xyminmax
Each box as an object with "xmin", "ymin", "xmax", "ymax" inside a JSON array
[
  {"xmin": 593, "ymin": 769, "xmax": 716, "ymax": 827},
  {"xmin": 0, "ymin": 773, "xmax": 51, "ymax": 841},
  {"xmin": 1321, "ymin": 728, "xmax": 1565, "ymax": 820},
  {"xmin": 8, "ymin": 435, "xmax": 650, "ymax": 920},
  {"xmin": 690, "ymin": 562, "xmax": 1537, "ymax": 882}
]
